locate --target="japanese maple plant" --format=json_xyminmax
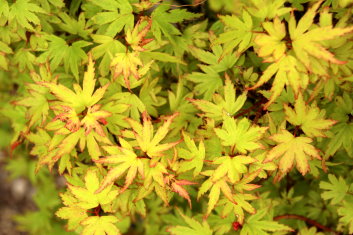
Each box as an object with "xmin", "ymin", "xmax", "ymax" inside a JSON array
[{"xmin": 1, "ymin": 0, "xmax": 353, "ymax": 234}]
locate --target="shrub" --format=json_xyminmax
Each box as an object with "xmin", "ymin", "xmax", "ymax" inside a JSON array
[{"xmin": 1, "ymin": 0, "xmax": 353, "ymax": 234}]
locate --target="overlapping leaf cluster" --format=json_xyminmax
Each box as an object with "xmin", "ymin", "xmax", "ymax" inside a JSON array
[{"xmin": 1, "ymin": 0, "xmax": 353, "ymax": 234}]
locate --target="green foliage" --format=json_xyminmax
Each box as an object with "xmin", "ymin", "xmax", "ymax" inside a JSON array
[{"xmin": 1, "ymin": 0, "xmax": 353, "ymax": 234}]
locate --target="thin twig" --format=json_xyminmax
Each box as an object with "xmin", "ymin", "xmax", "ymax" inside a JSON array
[{"xmin": 274, "ymin": 214, "xmax": 340, "ymax": 234}]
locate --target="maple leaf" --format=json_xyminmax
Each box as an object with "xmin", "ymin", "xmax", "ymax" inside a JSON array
[
  {"xmin": 0, "ymin": 40, "xmax": 12, "ymax": 70},
  {"xmin": 211, "ymin": 155, "xmax": 256, "ymax": 184},
  {"xmin": 90, "ymin": 34, "xmax": 125, "ymax": 76},
  {"xmin": 81, "ymin": 216, "xmax": 120, "ymax": 235},
  {"xmin": 254, "ymin": 17, "xmax": 287, "ymax": 61},
  {"xmin": 151, "ymin": 4, "xmax": 201, "ymax": 42},
  {"xmin": 249, "ymin": 55, "xmax": 307, "ymax": 109},
  {"xmin": 198, "ymin": 174, "xmax": 236, "ymax": 217},
  {"xmin": 288, "ymin": 0, "xmax": 353, "ymax": 69},
  {"xmin": 240, "ymin": 208, "xmax": 293, "ymax": 234},
  {"xmin": 338, "ymin": 198, "xmax": 353, "ymax": 234},
  {"xmin": 67, "ymin": 169, "xmax": 118, "ymax": 209},
  {"xmin": 215, "ymin": 10, "xmax": 253, "ymax": 57},
  {"xmin": 219, "ymin": 193, "xmax": 257, "ymax": 224},
  {"xmin": 8, "ymin": 0, "xmax": 46, "ymax": 30},
  {"xmin": 214, "ymin": 116, "xmax": 267, "ymax": 154},
  {"xmin": 319, "ymin": 174, "xmax": 349, "ymax": 204},
  {"xmin": 38, "ymin": 35, "xmax": 92, "ymax": 80},
  {"xmin": 94, "ymin": 138, "xmax": 144, "ymax": 193},
  {"xmin": 189, "ymin": 76, "xmax": 247, "ymax": 121},
  {"xmin": 284, "ymin": 93, "xmax": 336, "ymax": 137},
  {"xmin": 178, "ymin": 132, "xmax": 205, "ymax": 177},
  {"xmin": 41, "ymin": 54, "xmax": 108, "ymax": 113},
  {"xmin": 56, "ymin": 205, "xmax": 88, "ymax": 230},
  {"xmin": 125, "ymin": 112, "xmax": 180, "ymax": 163},
  {"xmin": 264, "ymin": 130, "xmax": 321, "ymax": 175},
  {"xmin": 187, "ymin": 64, "xmax": 223, "ymax": 100},
  {"xmin": 110, "ymin": 51, "xmax": 144, "ymax": 89},
  {"xmin": 90, "ymin": 0, "xmax": 134, "ymax": 37},
  {"xmin": 168, "ymin": 178, "xmax": 197, "ymax": 208},
  {"xmin": 167, "ymin": 209, "xmax": 212, "ymax": 235},
  {"xmin": 125, "ymin": 17, "xmax": 153, "ymax": 52},
  {"xmin": 247, "ymin": 0, "xmax": 292, "ymax": 20}
]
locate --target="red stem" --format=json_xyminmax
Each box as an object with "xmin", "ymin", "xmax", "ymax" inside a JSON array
[{"xmin": 274, "ymin": 214, "xmax": 339, "ymax": 234}]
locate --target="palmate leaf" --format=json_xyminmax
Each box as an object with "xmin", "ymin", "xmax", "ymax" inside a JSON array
[
  {"xmin": 215, "ymin": 10, "xmax": 253, "ymax": 57},
  {"xmin": 319, "ymin": 174, "xmax": 349, "ymax": 204},
  {"xmin": 338, "ymin": 197, "xmax": 353, "ymax": 234},
  {"xmin": 288, "ymin": 0, "xmax": 353, "ymax": 70},
  {"xmin": 189, "ymin": 76, "xmax": 247, "ymax": 121},
  {"xmin": 81, "ymin": 216, "xmax": 120, "ymax": 235},
  {"xmin": 8, "ymin": 0, "xmax": 46, "ymax": 30},
  {"xmin": 198, "ymin": 174, "xmax": 236, "ymax": 217},
  {"xmin": 249, "ymin": 55, "xmax": 308, "ymax": 109},
  {"xmin": 67, "ymin": 169, "xmax": 118, "ymax": 209},
  {"xmin": 90, "ymin": 34, "xmax": 125, "ymax": 76},
  {"xmin": 124, "ymin": 112, "xmax": 180, "ymax": 163},
  {"xmin": 90, "ymin": 0, "xmax": 134, "ymax": 37},
  {"xmin": 56, "ymin": 205, "xmax": 88, "ymax": 230},
  {"xmin": 284, "ymin": 93, "xmax": 336, "ymax": 137},
  {"xmin": 187, "ymin": 64, "xmax": 223, "ymax": 100},
  {"xmin": 167, "ymin": 209, "xmax": 212, "ymax": 235},
  {"xmin": 38, "ymin": 35, "xmax": 92, "ymax": 80},
  {"xmin": 219, "ymin": 193, "xmax": 257, "ymax": 224},
  {"xmin": 94, "ymin": 138, "xmax": 144, "ymax": 193},
  {"xmin": 214, "ymin": 116, "xmax": 267, "ymax": 154},
  {"xmin": 177, "ymin": 132, "xmax": 205, "ymax": 177},
  {"xmin": 264, "ymin": 130, "xmax": 321, "ymax": 175},
  {"xmin": 151, "ymin": 4, "xmax": 201, "ymax": 42},
  {"xmin": 40, "ymin": 55, "xmax": 108, "ymax": 113},
  {"xmin": 211, "ymin": 155, "xmax": 256, "ymax": 184},
  {"xmin": 247, "ymin": 0, "xmax": 292, "ymax": 20},
  {"xmin": 240, "ymin": 208, "xmax": 293, "ymax": 235}
]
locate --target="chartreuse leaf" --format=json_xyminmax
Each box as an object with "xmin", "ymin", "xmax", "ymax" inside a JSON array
[
  {"xmin": 284, "ymin": 93, "xmax": 336, "ymax": 137},
  {"xmin": 94, "ymin": 138, "xmax": 144, "ymax": 193},
  {"xmin": 41, "ymin": 54, "xmax": 109, "ymax": 113},
  {"xmin": 90, "ymin": 34, "xmax": 125, "ymax": 76},
  {"xmin": 319, "ymin": 174, "xmax": 349, "ymax": 204},
  {"xmin": 187, "ymin": 64, "xmax": 222, "ymax": 100},
  {"xmin": 219, "ymin": 193, "xmax": 257, "ymax": 224},
  {"xmin": 254, "ymin": 17, "xmax": 287, "ymax": 61},
  {"xmin": 247, "ymin": 0, "xmax": 292, "ymax": 19},
  {"xmin": 177, "ymin": 131, "xmax": 205, "ymax": 177},
  {"xmin": 264, "ymin": 130, "xmax": 321, "ymax": 175},
  {"xmin": 81, "ymin": 216, "xmax": 120, "ymax": 235},
  {"xmin": 151, "ymin": 4, "xmax": 201, "ymax": 42},
  {"xmin": 214, "ymin": 116, "xmax": 267, "ymax": 154},
  {"xmin": 68, "ymin": 169, "xmax": 118, "ymax": 209},
  {"xmin": 0, "ymin": 40, "xmax": 12, "ymax": 70},
  {"xmin": 56, "ymin": 205, "xmax": 88, "ymax": 230},
  {"xmin": 38, "ymin": 35, "xmax": 91, "ymax": 80},
  {"xmin": 240, "ymin": 208, "xmax": 293, "ymax": 234},
  {"xmin": 125, "ymin": 112, "xmax": 180, "ymax": 163},
  {"xmin": 288, "ymin": 0, "xmax": 353, "ymax": 69},
  {"xmin": 338, "ymin": 197, "xmax": 353, "ymax": 234},
  {"xmin": 189, "ymin": 76, "xmax": 247, "ymax": 121},
  {"xmin": 215, "ymin": 10, "xmax": 253, "ymax": 57},
  {"xmin": 198, "ymin": 174, "xmax": 235, "ymax": 217},
  {"xmin": 249, "ymin": 55, "xmax": 307, "ymax": 109},
  {"xmin": 8, "ymin": 0, "xmax": 46, "ymax": 30},
  {"xmin": 211, "ymin": 156, "xmax": 256, "ymax": 183},
  {"xmin": 90, "ymin": 0, "xmax": 134, "ymax": 37},
  {"xmin": 167, "ymin": 209, "xmax": 212, "ymax": 235}
]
